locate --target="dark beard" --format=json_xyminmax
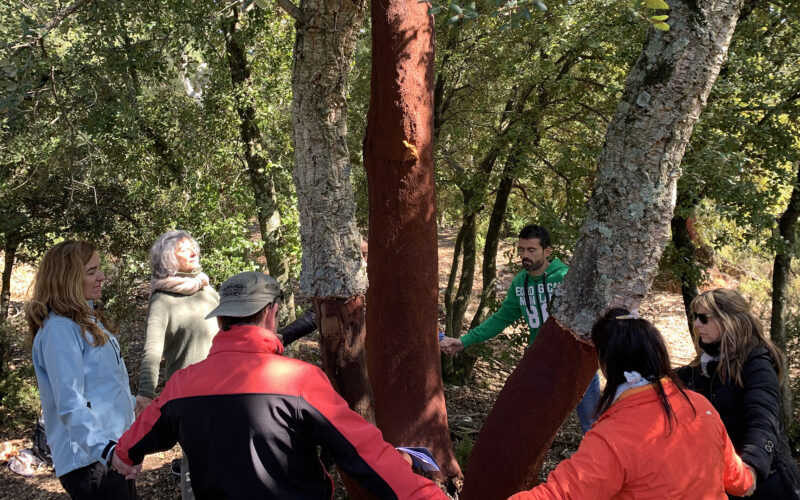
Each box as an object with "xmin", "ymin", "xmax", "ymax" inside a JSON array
[{"xmin": 522, "ymin": 258, "xmax": 544, "ymax": 272}]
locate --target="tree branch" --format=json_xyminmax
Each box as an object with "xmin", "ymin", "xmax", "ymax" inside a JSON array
[{"xmin": 276, "ymin": 0, "xmax": 304, "ymax": 24}]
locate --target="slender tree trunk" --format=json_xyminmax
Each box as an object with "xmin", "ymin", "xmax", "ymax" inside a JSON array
[
  {"xmin": 223, "ymin": 9, "xmax": 295, "ymax": 321},
  {"xmin": 450, "ymin": 209, "xmax": 477, "ymax": 336},
  {"xmin": 462, "ymin": 1, "xmax": 745, "ymax": 497},
  {"xmin": 444, "ymin": 223, "xmax": 466, "ymax": 337},
  {"xmin": 670, "ymin": 189, "xmax": 701, "ymax": 339},
  {"xmin": 442, "ymin": 210, "xmax": 480, "ymax": 385},
  {"xmin": 771, "ymin": 160, "xmax": 800, "ymax": 425},
  {"xmin": 363, "ymin": 0, "xmax": 461, "ymax": 487},
  {"xmin": 290, "ymin": 0, "xmax": 371, "ymax": 435},
  {"xmin": 471, "ymin": 157, "xmax": 515, "ymax": 328},
  {"xmin": 1, "ymin": 238, "xmax": 19, "ymax": 319}
]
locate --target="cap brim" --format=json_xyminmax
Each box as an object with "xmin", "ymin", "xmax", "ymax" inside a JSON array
[{"xmin": 204, "ymin": 300, "xmax": 270, "ymax": 320}]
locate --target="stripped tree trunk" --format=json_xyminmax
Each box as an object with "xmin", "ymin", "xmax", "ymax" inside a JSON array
[
  {"xmin": 363, "ymin": 0, "xmax": 462, "ymax": 488},
  {"xmin": 288, "ymin": 0, "xmax": 371, "ymax": 420},
  {"xmin": 771, "ymin": 160, "xmax": 800, "ymax": 425},
  {"xmin": 462, "ymin": 1, "xmax": 745, "ymax": 497},
  {"xmin": 223, "ymin": 9, "xmax": 295, "ymax": 321}
]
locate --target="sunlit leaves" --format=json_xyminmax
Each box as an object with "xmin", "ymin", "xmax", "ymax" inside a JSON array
[{"xmin": 644, "ymin": 0, "xmax": 669, "ymax": 9}]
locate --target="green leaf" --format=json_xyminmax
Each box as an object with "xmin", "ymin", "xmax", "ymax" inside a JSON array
[
  {"xmin": 644, "ymin": 0, "xmax": 669, "ymax": 9},
  {"xmin": 649, "ymin": 14, "xmax": 669, "ymax": 21},
  {"xmin": 652, "ymin": 21, "xmax": 670, "ymax": 31},
  {"xmin": 254, "ymin": 0, "xmax": 269, "ymax": 8},
  {"xmin": 533, "ymin": 0, "xmax": 547, "ymax": 11},
  {"xmin": 448, "ymin": 14, "xmax": 461, "ymax": 23},
  {"xmin": 450, "ymin": 3, "xmax": 463, "ymax": 14}
]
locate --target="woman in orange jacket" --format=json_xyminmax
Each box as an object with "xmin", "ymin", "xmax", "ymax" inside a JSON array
[{"xmin": 508, "ymin": 308, "xmax": 756, "ymax": 500}]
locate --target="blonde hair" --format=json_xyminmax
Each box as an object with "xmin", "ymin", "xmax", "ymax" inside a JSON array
[
  {"xmin": 691, "ymin": 288, "xmax": 784, "ymax": 387},
  {"xmin": 25, "ymin": 240, "xmax": 116, "ymax": 346}
]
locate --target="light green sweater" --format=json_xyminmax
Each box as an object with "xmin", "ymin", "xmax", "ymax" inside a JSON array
[{"xmin": 137, "ymin": 287, "xmax": 219, "ymax": 399}]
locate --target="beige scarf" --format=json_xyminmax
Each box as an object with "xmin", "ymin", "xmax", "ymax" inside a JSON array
[{"xmin": 149, "ymin": 271, "xmax": 210, "ymax": 296}]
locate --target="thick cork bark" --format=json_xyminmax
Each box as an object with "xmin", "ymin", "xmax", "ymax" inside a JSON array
[{"xmin": 462, "ymin": 0, "xmax": 744, "ymax": 497}]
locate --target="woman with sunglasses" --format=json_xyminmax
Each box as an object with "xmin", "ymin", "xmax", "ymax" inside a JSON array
[
  {"xmin": 678, "ymin": 288, "xmax": 800, "ymax": 499},
  {"xmin": 508, "ymin": 308, "xmax": 755, "ymax": 499},
  {"xmin": 27, "ymin": 241, "xmax": 136, "ymax": 498}
]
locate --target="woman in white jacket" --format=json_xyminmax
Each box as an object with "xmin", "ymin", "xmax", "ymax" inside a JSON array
[{"xmin": 27, "ymin": 240, "xmax": 136, "ymax": 499}]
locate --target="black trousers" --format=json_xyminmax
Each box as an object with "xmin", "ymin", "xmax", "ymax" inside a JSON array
[{"xmin": 59, "ymin": 461, "xmax": 136, "ymax": 500}]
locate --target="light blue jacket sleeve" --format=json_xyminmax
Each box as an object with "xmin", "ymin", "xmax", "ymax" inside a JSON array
[{"xmin": 38, "ymin": 320, "xmax": 118, "ymax": 464}]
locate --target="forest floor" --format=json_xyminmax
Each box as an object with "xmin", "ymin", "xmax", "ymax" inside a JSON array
[{"xmin": 0, "ymin": 230, "xmax": 738, "ymax": 499}]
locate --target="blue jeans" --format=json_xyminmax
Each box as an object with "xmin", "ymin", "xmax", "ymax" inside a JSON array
[{"xmin": 576, "ymin": 372, "xmax": 601, "ymax": 434}]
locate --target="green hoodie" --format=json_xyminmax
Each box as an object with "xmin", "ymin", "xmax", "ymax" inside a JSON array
[{"xmin": 460, "ymin": 257, "xmax": 568, "ymax": 348}]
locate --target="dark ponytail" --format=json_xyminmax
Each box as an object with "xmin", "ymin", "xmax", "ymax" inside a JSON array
[{"xmin": 591, "ymin": 308, "xmax": 693, "ymax": 431}]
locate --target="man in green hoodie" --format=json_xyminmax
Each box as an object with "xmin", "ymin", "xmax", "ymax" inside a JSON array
[{"xmin": 439, "ymin": 224, "xmax": 600, "ymax": 433}]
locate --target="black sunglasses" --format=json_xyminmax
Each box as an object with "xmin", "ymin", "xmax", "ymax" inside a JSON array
[{"xmin": 694, "ymin": 312, "xmax": 713, "ymax": 324}]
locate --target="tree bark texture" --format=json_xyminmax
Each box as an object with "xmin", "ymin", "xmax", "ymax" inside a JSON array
[
  {"xmin": 554, "ymin": 0, "xmax": 744, "ymax": 338},
  {"xmin": 291, "ymin": 0, "xmax": 367, "ymax": 299},
  {"xmin": 363, "ymin": 0, "xmax": 461, "ymax": 484},
  {"xmin": 1, "ymin": 238, "xmax": 18, "ymax": 319},
  {"xmin": 224, "ymin": 10, "xmax": 295, "ymax": 320},
  {"xmin": 770, "ymin": 160, "xmax": 800, "ymax": 425},
  {"xmin": 314, "ymin": 296, "xmax": 374, "ymax": 422},
  {"xmin": 461, "ymin": 319, "xmax": 597, "ymax": 500},
  {"xmin": 289, "ymin": 0, "xmax": 374, "ymax": 466},
  {"xmin": 463, "ymin": 1, "xmax": 745, "ymax": 497}
]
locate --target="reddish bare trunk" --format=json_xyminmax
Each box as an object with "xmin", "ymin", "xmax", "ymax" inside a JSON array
[
  {"xmin": 461, "ymin": 319, "xmax": 597, "ymax": 499},
  {"xmin": 363, "ymin": 0, "xmax": 461, "ymax": 486},
  {"xmin": 314, "ymin": 296, "xmax": 374, "ymax": 422}
]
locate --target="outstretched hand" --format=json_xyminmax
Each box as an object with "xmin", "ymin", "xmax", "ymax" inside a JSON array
[
  {"xmin": 439, "ymin": 336, "xmax": 464, "ymax": 355},
  {"xmin": 111, "ymin": 452, "xmax": 141, "ymax": 480}
]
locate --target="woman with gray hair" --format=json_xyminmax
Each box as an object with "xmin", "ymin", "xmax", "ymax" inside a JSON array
[{"xmin": 135, "ymin": 230, "xmax": 219, "ymax": 499}]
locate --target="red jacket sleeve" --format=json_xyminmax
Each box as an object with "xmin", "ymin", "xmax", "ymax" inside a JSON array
[
  {"xmin": 115, "ymin": 394, "xmax": 175, "ymax": 466},
  {"xmin": 299, "ymin": 365, "xmax": 447, "ymax": 500},
  {"xmin": 507, "ymin": 432, "xmax": 624, "ymax": 500}
]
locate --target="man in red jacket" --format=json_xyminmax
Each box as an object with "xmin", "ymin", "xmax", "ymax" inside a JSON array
[{"xmin": 113, "ymin": 271, "xmax": 445, "ymax": 500}]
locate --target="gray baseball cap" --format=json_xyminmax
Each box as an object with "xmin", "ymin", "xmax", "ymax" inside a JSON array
[{"xmin": 205, "ymin": 271, "xmax": 283, "ymax": 319}]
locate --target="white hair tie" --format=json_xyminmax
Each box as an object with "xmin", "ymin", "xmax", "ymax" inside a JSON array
[{"xmin": 615, "ymin": 310, "xmax": 639, "ymax": 320}]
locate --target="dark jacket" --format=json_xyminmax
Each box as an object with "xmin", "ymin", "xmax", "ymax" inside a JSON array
[
  {"xmin": 115, "ymin": 325, "xmax": 446, "ymax": 500},
  {"xmin": 677, "ymin": 346, "xmax": 800, "ymax": 499}
]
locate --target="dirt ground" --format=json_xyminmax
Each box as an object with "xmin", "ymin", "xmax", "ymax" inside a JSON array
[{"xmin": 0, "ymin": 230, "xmax": 728, "ymax": 498}]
